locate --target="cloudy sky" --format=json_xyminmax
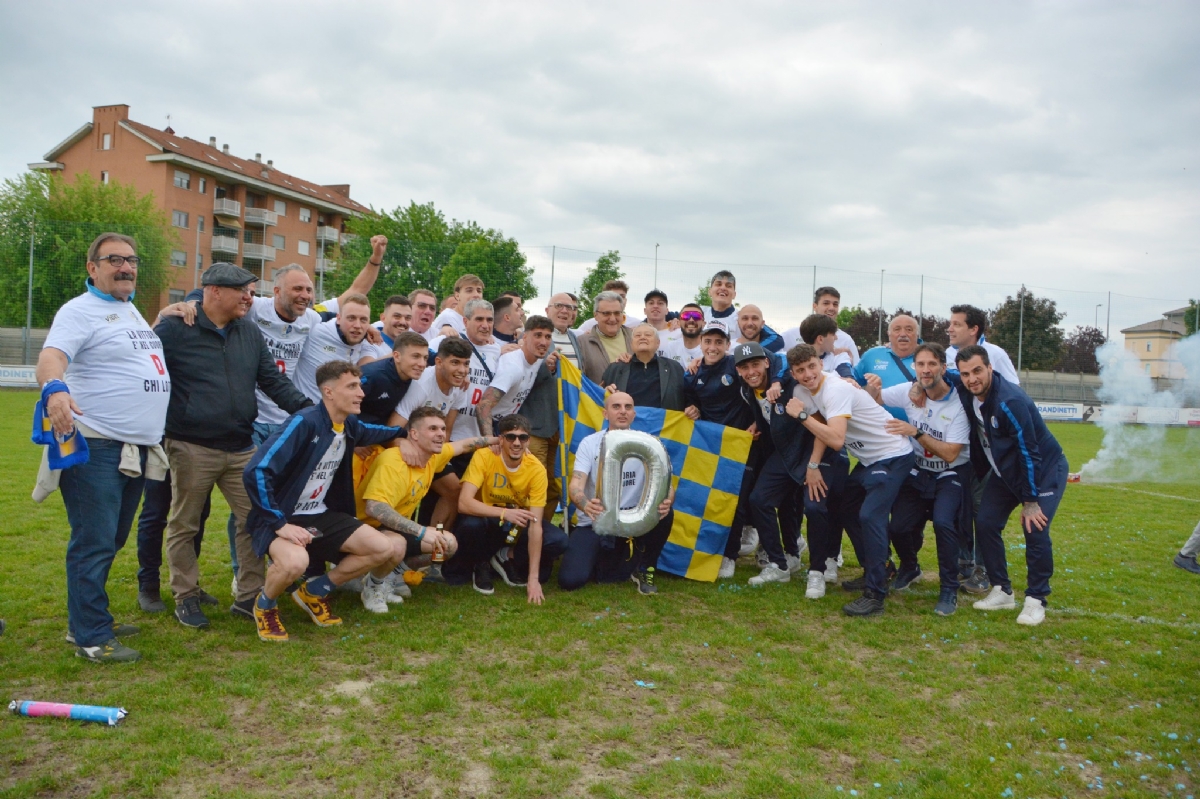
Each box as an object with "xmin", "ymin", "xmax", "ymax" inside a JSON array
[{"xmin": 2, "ymin": 1, "xmax": 1197, "ymax": 334}]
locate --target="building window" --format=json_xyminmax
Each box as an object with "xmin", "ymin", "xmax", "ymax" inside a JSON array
[
  {"xmin": 169, "ymin": 289, "xmax": 185, "ymax": 304},
  {"xmin": 173, "ymin": 170, "xmax": 191, "ymax": 190},
  {"xmin": 199, "ymin": 177, "xmax": 207, "ymax": 194},
  {"xmin": 196, "ymin": 252, "xmax": 203, "ymax": 271},
  {"xmin": 172, "ymin": 210, "xmax": 189, "ymax": 229},
  {"xmin": 1147, "ymin": 343, "xmax": 1152, "ymax": 352},
  {"xmin": 272, "ymin": 234, "xmax": 285, "ymax": 250},
  {"xmin": 299, "ymin": 207, "xmax": 312, "ymax": 223},
  {"xmin": 245, "ymin": 192, "xmax": 264, "ymax": 208},
  {"xmin": 170, "ymin": 249, "xmax": 187, "ymax": 267},
  {"xmin": 197, "ymin": 215, "xmax": 205, "ymax": 233},
  {"xmin": 274, "ymin": 200, "xmax": 286, "ymax": 216},
  {"xmin": 102, "ymin": 133, "xmax": 112, "ymax": 150},
  {"xmin": 100, "ymin": 171, "xmax": 109, "ymax": 185},
  {"xmin": 298, "ymin": 240, "xmax": 311, "ymax": 256}
]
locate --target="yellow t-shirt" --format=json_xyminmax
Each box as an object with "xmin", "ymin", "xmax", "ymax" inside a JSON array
[
  {"xmin": 461, "ymin": 448, "xmax": 547, "ymax": 509},
  {"xmin": 357, "ymin": 443, "xmax": 455, "ymax": 526}
]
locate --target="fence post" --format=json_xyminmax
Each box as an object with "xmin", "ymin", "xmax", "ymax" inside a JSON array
[
  {"xmin": 24, "ymin": 214, "xmax": 35, "ymax": 365},
  {"xmin": 549, "ymin": 245, "xmax": 556, "ymax": 297},
  {"xmin": 918, "ymin": 274, "xmax": 924, "ymax": 336},
  {"xmin": 1016, "ymin": 286, "xmax": 1025, "ymax": 372},
  {"xmin": 877, "ymin": 269, "xmax": 885, "ymax": 345}
]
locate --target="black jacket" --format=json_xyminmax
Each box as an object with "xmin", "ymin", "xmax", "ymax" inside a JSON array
[
  {"xmin": 740, "ymin": 370, "xmax": 838, "ymax": 482},
  {"xmin": 156, "ymin": 304, "xmax": 311, "ymax": 451},
  {"xmin": 600, "ymin": 355, "xmax": 687, "ymax": 411}
]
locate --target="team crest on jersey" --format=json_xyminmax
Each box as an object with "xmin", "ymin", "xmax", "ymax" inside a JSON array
[
  {"xmin": 720, "ymin": 374, "xmax": 733, "ymax": 386},
  {"xmin": 774, "ymin": 403, "xmax": 785, "ymax": 415},
  {"xmin": 105, "ymin": 313, "xmax": 119, "ymax": 323}
]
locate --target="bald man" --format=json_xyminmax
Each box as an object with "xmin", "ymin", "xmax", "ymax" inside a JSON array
[
  {"xmin": 854, "ymin": 315, "xmax": 921, "ymax": 422},
  {"xmin": 544, "ymin": 292, "xmax": 582, "ymax": 369},
  {"xmin": 733, "ymin": 305, "xmax": 784, "ymax": 353},
  {"xmin": 559, "ymin": 392, "xmax": 676, "ymax": 595}
]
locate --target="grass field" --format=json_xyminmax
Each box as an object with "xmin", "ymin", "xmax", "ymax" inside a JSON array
[{"xmin": 0, "ymin": 388, "xmax": 1197, "ymax": 799}]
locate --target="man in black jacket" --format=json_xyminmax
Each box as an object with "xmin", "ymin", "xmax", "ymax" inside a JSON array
[
  {"xmin": 156, "ymin": 263, "xmax": 312, "ymax": 630},
  {"xmin": 600, "ymin": 324, "xmax": 687, "ymax": 411}
]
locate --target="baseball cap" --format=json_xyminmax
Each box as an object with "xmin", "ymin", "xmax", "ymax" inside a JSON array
[
  {"xmin": 202, "ymin": 262, "xmax": 258, "ymax": 288},
  {"xmin": 732, "ymin": 341, "xmax": 768, "ymax": 365},
  {"xmin": 701, "ymin": 320, "xmax": 730, "ymax": 338}
]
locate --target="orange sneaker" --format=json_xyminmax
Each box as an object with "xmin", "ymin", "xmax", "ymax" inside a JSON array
[
  {"xmin": 291, "ymin": 583, "xmax": 342, "ymax": 627},
  {"xmin": 255, "ymin": 603, "xmax": 289, "ymax": 642}
]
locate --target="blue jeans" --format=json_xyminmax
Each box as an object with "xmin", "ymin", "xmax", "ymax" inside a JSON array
[
  {"xmin": 975, "ymin": 455, "xmax": 1066, "ymax": 602},
  {"xmin": 225, "ymin": 422, "xmax": 280, "ymax": 576},
  {"xmin": 843, "ymin": 452, "xmax": 918, "ymax": 596},
  {"xmin": 558, "ymin": 511, "xmax": 674, "ymax": 590},
  {"xmin": 136, "ymin": 474, "xmax": 210, "ymax": 592},
  {"xmin": 748, "ymin": 452, "xmax": 803, "ymax": 570},
  {"xmin": 60, "ymin": 439, "xmax": 147, "ymax": 647}
]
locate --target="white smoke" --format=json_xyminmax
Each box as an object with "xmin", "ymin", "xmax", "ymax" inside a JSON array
[{"xmin": 1080, "ymin": 336, "xmax": 1200, "ymax": 481}]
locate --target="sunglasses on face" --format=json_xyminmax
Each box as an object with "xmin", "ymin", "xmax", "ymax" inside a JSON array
[
  {"xmin": 680, "ymin": 310, "xmax": 703, "ymax": 321},
  {"xmin": 501, "ymin": 433, "xmax": 531, "ymax": 442}
]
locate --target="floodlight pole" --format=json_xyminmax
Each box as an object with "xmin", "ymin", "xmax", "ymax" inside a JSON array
[
  {"xmin": 877, "ymin": 269, "xmax": 885, "ymax": 346},
  {"xmin": 549, "ymin": 245, "xmax": 556, "ymax": 297},
  {"xmin": 654, "ymin": 244, "xmax": 659, "ymax": 289},
  {"xmin": 1017, "ymin": 287, "xmax": 1025, "ymax": 372},
  {"xmin": 24, "ymin": 214, "xmax": 35, "ymax": 365}
]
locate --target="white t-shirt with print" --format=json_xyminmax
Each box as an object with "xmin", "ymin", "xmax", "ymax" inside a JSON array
[
  {"xmin": 658, "ymin": 330, "xmax": 702, "ymax": 367},
  {"xmin": 780, "ymin": 326, "xmax": 860, "ymax": 366},
  {"xmin": 572, "ymin": 430, "xmax": 646, "ymax": 528},
  {"xmin": 294, "ymin": 314, "xmax": 365, "ymax": 402},
  {"xmin": 395, "ymin": 366, "xmax": 469, "ymax": 422},
  {"xmin": 43, "ymin": 287, "xmax": 170, "ymax": 445},
  {"xmin": 792, "ymin": 375, "xmax": 911, "ymax": 467},
  {"xmin": 431, "ymin": 308, "xmax": 466, "ymax": 337},
  {"xmin": 248, "ymin": 296, "xmax": 334, "ymax": 424},
  {"xmin": 487, "ymin": 349, "xmax": 542, "ymax": 419},
  {"xmin": 440, "ymin": 336, "xmax": 502, "ymax": 440},
  {"xmin": 292, "ymin": 428, "xmax": 346, "ymax": 515},
  {"xmin": 881, "ymin": 384, "xmax": 970, "ymax": 472}
]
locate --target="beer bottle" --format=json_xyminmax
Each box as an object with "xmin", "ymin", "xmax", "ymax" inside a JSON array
[{"xmin": 432, "ymin": 523, "xmax": 446, "ymax": 563}]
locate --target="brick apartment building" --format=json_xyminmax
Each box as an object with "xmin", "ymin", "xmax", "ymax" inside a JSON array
[{"xmin": 30, "ymin": 104, "xmax": 369, "ymax": 311}]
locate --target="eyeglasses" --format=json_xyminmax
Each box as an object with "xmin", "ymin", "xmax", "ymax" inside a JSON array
[
  {"xmin": 501, "ymin": 433, "xmax": 531, "ymax": 442},
  {"xmin": 595, "ymin": 310, "xmax": 623, "ymax": 318},
  {"xmin": 97, "ymin": 255, "xmax": 140, "ymax": 267},
  {"xmin": 415, "ymin": 303, "xmax": 437, "ymax": 311},
  {"xmin": 552, "ymin": 303, "xmax": 578, "ymax": 312},
  {"xmin": 679, "ymin": 310, "xmax": 703, "ymax": 321}
]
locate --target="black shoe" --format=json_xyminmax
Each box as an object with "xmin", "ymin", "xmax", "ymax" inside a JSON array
[
  {"xmin": 230, "ymin": 598, "xmax": 256, "ymax": 620},
  {"xmin": 841, "ymin": 575, "xmax": 867, "ymax": 592},
  {"xmin": 631, "ymin": 567, "xmax": 658, "ymax": 595},
  {"xmin": 75, "ymin": 637, "xmax": 140, "ymax": 663},
  {"xmin": 885, "ymin": 559, "xmax": 898, "ymax": 586},
  {"xmin": 174, "ymin": 596, "xmax": 210, "ymax": 629},
  {"xmin": 490, "ymin": 554, "xmax": 527, "ymax": 587},
  {"xmin": 842, "ymin": 591, "xmax": 886, "ymax": 617},
  {"xmin": 1174, "ymin": 553, "xmax": 1200, "ymax": 575},
  {"xmin": 66, "ymin": 623, "xmax": 139, "ymax": 645},
  {"xmin": 893, "ymin": 566, "xmax": 922, "ymax": 591},
  {"xmin": 138, "ymin": 589, "xmax": 166, "ymax": 613},
  {"xmin": 934, "ymin": 589, "xmax": 958, "ymax": 616},
  {"xmin": 0, "ymin": 619, "xmax": 5, "ymax": 636},
  {"xmin": 960, "ymin": 565, "xmax": 991, "ymax": 595},
  {"xmin": 197, "ymin": 589, "xmax": 219, "ymax": 607},
  {"xmin": 472, "ymin": 563, "xmax": 495, "ymax": 595}
]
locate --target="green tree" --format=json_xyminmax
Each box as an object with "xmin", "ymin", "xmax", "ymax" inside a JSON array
[
  {"xmin": 987, "ymin": 287, "xmax": 1065, "ymax": 371},
  {"xmin": 693, "ymin": 284, "xmax": 712, "ymax": 306},
  {"xmin": 0, "ymin": 171, "xmax": 178, "ymax": 326},
  {"xmin": 575, "ymin": 250, "xmax": 624, "ymax": 327},
  {"xmin": 1185, "ymin": 299, "xmax": 1198, "ymax": 335},
  {"xmin": 326, "ymin": 201, "xmax": 532, "ymax": 310}
]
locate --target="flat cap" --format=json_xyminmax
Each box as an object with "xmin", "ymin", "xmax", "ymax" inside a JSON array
[
  {"xmin": 201, "ymin": 262, "xmax": 258, "ymax": 288},
  {"xmin": 732, "ymin": 341, "xmax": 769, "ymax": 365}
]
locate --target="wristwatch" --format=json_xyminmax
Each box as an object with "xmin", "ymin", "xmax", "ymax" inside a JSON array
[
  {"xmin": 796, "ymin": 410, "xmax": 809, "ymax": 422},
  {"xmin": 807, "ymin": 461, "xmax": 821, "ymax": 470}
]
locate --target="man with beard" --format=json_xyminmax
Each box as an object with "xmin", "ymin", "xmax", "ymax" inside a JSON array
[
  {"xmin": 659, "ymin": 303, "xmax": 705, "ymax": 367},
  {"xmin": 732, "ymin": 304, "xmax": 785, "ymax": 353},
  {"xmin": 408, "ymin": 289, "xmax": 440, "ymax": 343},
  {"xmin": 294, "ymin": 294, "xmax": 375, "ymax": 401},
  {"xmin": 361, "ymin": 294, "xmax": 414, "ymax": 362},
  {"xmin": 854, "ymin": 314, "xmax": 921, "ymax": 422}
]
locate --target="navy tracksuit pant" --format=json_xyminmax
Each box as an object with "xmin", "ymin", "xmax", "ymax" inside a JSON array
[
  {"xmin": 748, "ymin": 453, "xmax": 803, "ymax": 570},
  {"xmin": 802, "ymin": 449, "xmax": 855, "ymax": 575},
  {"xmin": 888, "ymin": 465, "xmax": 970, "ymax": 592},
  {"xmin": 975, "ymin": 455, "xmax": 1066, "ymax": 602},
  {"xmin": 558, "ymin": 511, "xmax": 674, "ymax": 590},
  {"xmin": 842, "ymin": 452, "xmax": 918, "ymax": 596}
]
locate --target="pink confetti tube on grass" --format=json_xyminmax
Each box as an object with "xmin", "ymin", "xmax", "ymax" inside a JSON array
[{"xmin": 9, "ymin": 700, "xmax": 127, "ymax": 726}]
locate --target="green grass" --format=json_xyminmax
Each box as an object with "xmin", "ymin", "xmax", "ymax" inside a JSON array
[{"xmin": 1, "ymin": 388, "xmax": 1197, "ymax": 798}]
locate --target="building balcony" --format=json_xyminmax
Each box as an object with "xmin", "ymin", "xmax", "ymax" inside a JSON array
[
  {"xmin": 315, "ymin": 257, "xmax": 337, "ymax": 273},
  {"xmin": 213, "ymin": 198, "xmax": 241, "ymax": 217},
  {"xmin": 244, "ymin": 207, "xmax": 278, "ymax": 226},
  {"xmin": 256, "ymin": 280, "xmax": 274, "ymax": 296},
  {"xmin": 316, "ymin": 226, "xmax": 340, "ymax": 244},
  {"xmin": 211, "ymin": 235, "xmax": 239, "ymax": 255},
  {"xmin": 243, "ymin": 243, "xmax": 277, "ymax": 261}
]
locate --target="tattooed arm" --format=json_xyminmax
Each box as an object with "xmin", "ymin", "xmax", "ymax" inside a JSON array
[
  {"xmin": 450, "ymin": 435, "xmax": 498, "ymax": 458},
  {"xmin": 475, "ymin": 387, "xmax": 505, "ymax": 436},
  {"xmin": 365, "ymin": 500, "xmax": 428, "ymax": 539}
]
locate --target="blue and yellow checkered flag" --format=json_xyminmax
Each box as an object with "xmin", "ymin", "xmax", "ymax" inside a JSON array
[{"xmin": 556, "ymin": 357, "xmax": 752, "ymax": 581}]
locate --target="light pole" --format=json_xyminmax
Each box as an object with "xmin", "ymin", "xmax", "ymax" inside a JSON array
[
  {"xmin": 877, "ymin": 269, "xmax": 885, "ymax": 346},
  {"xmin": 1095, "ymin": 303, "xmax": 1102, "ymax": 329},
  {"xmin": 654, "ymin": 244, "xmax": 659, "ymax": 289}
]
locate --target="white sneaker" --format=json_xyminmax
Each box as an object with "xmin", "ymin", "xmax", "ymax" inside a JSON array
[
  {"xmin": 755, "ymin": 548, "xmax": 771, "ymax": 569},
  {"xmin": 824, "ymin": 557, "xmax": 839, "ymax": 584},
  {"xmin": 1016, "ymin": 596, "xmax": 1046, "ymax": 626},
  {"xmin": 387, "ymin": 575, "xmax": 412, "ymax": 602},
  {"xmin": 718, "ymin": 557, "xmax": 736, "ymax": 580},
  {"xmin": 972, "ymin": 585, "xmax": 1017, "ymax": 611},
  {"xmin": 795, "ymin": 535, "xmax": 808, "ymax": 561},
  {"xmin": 231, "ymin": 575, "xmax": 239, "ymax": 597},
  {"xmin": 738, "ymin": 527, "xmax": 760, "ymax": 558},
  {"xmin": 805, "ymin": 572, "xmax": 826, "ymax": 599},
  {"xmin": 785, "ymin": 554, "xmax": 803, "ymax": 574},
  {"xmin": 837, "ymin": 551, "xmax": 844, "ymax": 567},
  {"xmin": 360, "ymin": 577, "xmax": 390, "ymax": 613},
  {"xmin": 748, "ymin": 563, "xmax": 791, "ymax": 586}
]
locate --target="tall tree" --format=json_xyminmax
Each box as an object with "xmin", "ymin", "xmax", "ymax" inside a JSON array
[
  {"xmin": 1057, "ymin": 326, "xmax": 1106, "ymax": 374},
  {"xmin": 0, "ymin": 172, "xmax": 178, "ymax": 325},
  {"xmin": 693, "ymin": 284, "xmax": 712, "ymax": 306},
  {"xmin": 842, "ymin": 306, "xmax": 888, "ymax": 353},
  {"xmin": 438, "ymin": 223, "xmax": 535, "ymax": 302},
  {"xmin": 988, "ymin": 286, "xmax": 1065, "ymax": 371},
  {"xmin": 1185, "ymin": 299, "xmax": 1198, "ymax": 335},
  {"xmin": 575, "ymin": 250, "xmax": 624, "ymax": 327}
]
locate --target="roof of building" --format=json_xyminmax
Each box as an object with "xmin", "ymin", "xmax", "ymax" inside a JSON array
[
  {"xmin": 1163, "ymin": 305, "xmax": 1192, "ymax": 318},
  {"xmin": 1120, "ymin": 319, "xmax": 1187, "ymax": 335},
  {"xmin": 38, "ymin": 115, "xmax": 370, "ymax": 216}
]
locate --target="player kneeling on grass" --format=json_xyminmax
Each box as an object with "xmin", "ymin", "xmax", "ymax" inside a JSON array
[
  {"xmin": 453, "ymin": 414, "xmax": 568, "ymax": 602},
  {"xmin": 243, "ymin": 360, "xmax": 406, "ymax": 642}
]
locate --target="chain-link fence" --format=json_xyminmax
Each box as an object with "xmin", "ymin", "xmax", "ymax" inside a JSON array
[{"xmin": 0, "ymin": 220, "xmax": 1191, "ymax": 381}]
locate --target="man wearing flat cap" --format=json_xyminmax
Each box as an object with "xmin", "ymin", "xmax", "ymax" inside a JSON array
[{"xmin": 155, "ymin": 262, "xmax": 312, "ymax": 630}]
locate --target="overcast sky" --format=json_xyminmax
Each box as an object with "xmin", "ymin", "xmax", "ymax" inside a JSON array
[{"xmin": 2, "ymin": 1, "xmax": 1197, "ymax": 334}]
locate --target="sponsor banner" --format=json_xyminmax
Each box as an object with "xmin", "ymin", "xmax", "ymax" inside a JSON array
[
  {"xmin": 1081, "ymin": 405, "xmax": 1200, "ymax": 426},
  {"xmin": 1186, "ymin": 408, "xmax": 1200, "ymax": 427},
  {"xmin": 0, "ymin": 365, "xmax": 37, "ymax": 388},
  {"xmin": 1136, "ymin": 406, "xmax": 1180, "ymax": 426},
  {"xmin": 1036, "ymin": 402, "xmax": 1083, "ymax": 421}
]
